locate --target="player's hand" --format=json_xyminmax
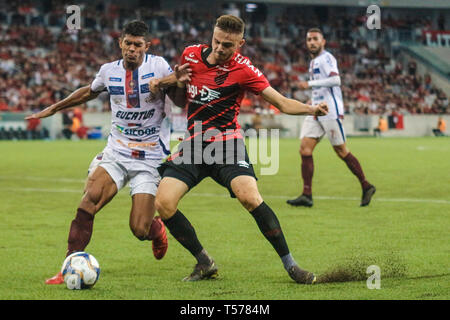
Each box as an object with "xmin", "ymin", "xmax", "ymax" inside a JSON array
[
  {"xmin": 311, "ymin": 102, "xmax": 328, "ymax": 116},
  {"xmin": 175, "ymin": 63, "xmax": 192, "ymax": 83},
  {"xmin": 148, "ymin": 78, "xmax": 162, "ymax": 101},
  {"xmin": 149, "ymin": 78, "xmax": 161, "ymax": 95},
  {"xmin": 298, "ymin": 81, "xmax": 309, "ymax": 90},
  {"xmin": 24, "ymin": 107, "xmax": 56, "ymax": 120}
]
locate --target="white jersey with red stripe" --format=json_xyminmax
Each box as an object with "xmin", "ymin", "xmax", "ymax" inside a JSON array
[
  {"xmin": 308, "ymin": 50, "xmax": 344, "ymax": 121},
  {"xmin": 90, "ymin": 54, "xmax": 172, "ymax": 161}
]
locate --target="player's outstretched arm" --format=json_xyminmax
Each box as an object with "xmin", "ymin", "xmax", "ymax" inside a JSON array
[
  {"xmin": 149, "ymin": 63, "xmax": 192, "ymax": 92},
  {"xmin": 25, "ymin": 85, "xmax": 100, "ymax": 119},
  {"xmin": 261, "ymin": 86, "xmax": 328, "ymax": 116},
  {"xmin": 150, "ymin": 63, "xmax": 191, "ymax": 108}
]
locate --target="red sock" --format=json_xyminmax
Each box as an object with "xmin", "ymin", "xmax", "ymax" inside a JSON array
[
  {"xmin": 147, "ymin": 218, "xmax": 162, "ymax": 241},
  {"xmin": 301, "ymin": 155, "xmax": 314, "ymax": 196},
  {"xmin": 343, "ymin": 152, "xmax": 370, "ymax": 190},
  {"xmin": 66, "ymin": 208, "xmax": 94, "ymax": 257}
]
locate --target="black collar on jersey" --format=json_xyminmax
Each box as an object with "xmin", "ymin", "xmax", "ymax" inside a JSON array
[{"xmin": 201, "ymin": 47, "xmax": 218, "ymax": 68}]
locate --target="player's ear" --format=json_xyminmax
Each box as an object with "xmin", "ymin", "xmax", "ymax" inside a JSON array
[
  {"xmin": 146, "ymin": 41, "xmax": 151, "ymax": 51},
  {"xmin": 239, "ymin": 38, "xmax": 245, "ymax": 48},
  {"xmin": 118, "ymin": 37, "xmax": 123, "ymax": 49}
]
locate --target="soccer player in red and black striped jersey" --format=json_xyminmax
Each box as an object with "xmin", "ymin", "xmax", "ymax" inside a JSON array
[{"xmin": 152, "ymin": 15, "xmax": 328, "ymax": 284}]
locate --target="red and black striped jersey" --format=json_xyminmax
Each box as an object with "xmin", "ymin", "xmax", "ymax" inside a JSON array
[{"xmin": 180, "ymin": 44, "xmax": 270, "ymax": 142}]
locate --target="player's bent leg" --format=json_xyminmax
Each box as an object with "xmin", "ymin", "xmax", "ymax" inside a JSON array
[
  {"xmin": 46, "ymin": 167, "xmax": 118, "ymax": 285},
  {"xmin": 79, "ymin": 166, "xmax": 118, "ymax": 214},
  {"xmin": 332, "ymin": 143, "xmax": 350, "ymax": 159},
  {"xmin": 155, "ymin": 177, "xmax": 216, "ymax": 280},
  {"xmin": 287, "ymin": 137, "xmax": 318, "ymax": 207},
  {"xmin": 334, "ymin": 144, "xmax": 376, "ymax": 206},
  {"xmin": 129, "ymin": 193, "xmax": 168, "ymax": 260},
  {"xmin": 155, "ymin": 177, "xmax": 188, "ymax": 219},
  {"xmin": 230, "ymin": 175, "xmax": 263, "ymax": 211},
  {"xmin": 299, "ymin": 137, "xmax": 318, "ymax": 157},
  {"xmin": 129, "ymin": 193, "xmax": 156, "ymax": 240},
  {"xmin": 231, "ymin": 176, "xmax": 315, "ymax": 284}
]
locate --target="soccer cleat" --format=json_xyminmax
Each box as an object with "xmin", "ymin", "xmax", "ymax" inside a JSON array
[
  {"xmin": 150, "ymin": 216, "xmax": 168, "ymax": 260},
  {"xmin": 286, "ymin": 194, "xmax": 313, "ymax": 207},
  {"xmin": 182, "ymin": 260, "xmax": 218, "ymax": 282},
  {"xmin": 45, "ymin": 271, "xmax": 64, "ymax": 285},
  {"xmin": 360, "ymin": 185, "xmax": 376, "ymax": 207},
  {"xmin": 288, "ymin": 265, "xmax": 316, "ymax": 284}
]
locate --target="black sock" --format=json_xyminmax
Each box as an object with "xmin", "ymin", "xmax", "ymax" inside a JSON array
[
  {"xmin": 250, "ymin": 202, "xmax": 290, "ymax": 258},
  {"xmin": 162, "ymin": 210, "xmax": 204, "ymax": 259}
]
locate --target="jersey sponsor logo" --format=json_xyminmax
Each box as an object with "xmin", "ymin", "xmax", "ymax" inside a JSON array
[
  {"xmin": 186, "ymin": 84, "xmax": 221, "ymax": 102},
  {"xmin": 140, "ymin": 83, "xmax": 150, "ymax": 93},
  {"xmin": 313, "ymin": 68, "xmax": 320, "ymax": 74},
  {"xmin": 185, "ymin": 52, "xmax": 199, "ymax": 64},
  {"xmin": 234, "ymin": 53, "xmax": 263, "ymax": 77},
  {"xmin": 115, "ymin": 109, "xmax": 155, "ymax": 121},
  {"xmin": 116, "ymin": 139, "xmax": 157, "ymax": 149},
  {"xmin": 237, "ymin": 160, "xmax": 250, "ymax": 168},
  {"xmin": 109, "ymin": 86, "xmax": 124, "ymax": 95},
  {"xmin": 115, "ymin": 125, "xmax": 157, "ymax": 137},
  {"xmin": 141, "ymin": 73, "xmax": 154, "ymax": 79},
  {"xmin": 109, "ymin": 77, "xmax": 122, "ymax": 82}
]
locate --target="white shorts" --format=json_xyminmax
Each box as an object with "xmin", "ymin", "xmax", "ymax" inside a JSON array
[
  {"xmin": 300, "ymin": 117, "xmax": 346, "ymax": 146},
  {"xmin": 87, "ymin": 147, "xmax": 161, "ymax": 196}
]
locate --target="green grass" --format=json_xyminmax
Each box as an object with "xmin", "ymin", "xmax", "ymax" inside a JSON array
[{"xmin": 0, "ymin": 137, "xmax": 449, "ymax": 300}]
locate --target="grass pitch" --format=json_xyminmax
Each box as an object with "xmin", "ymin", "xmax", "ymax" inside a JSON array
[{"xmin": 0, "ymin": 137, "xmax": 449, "ymax": 300}]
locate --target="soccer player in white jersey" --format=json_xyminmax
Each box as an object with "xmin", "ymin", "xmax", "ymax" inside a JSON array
[
  {"xmin": 287, "ymin": 28, "xmax": 376, "ymax": 208},
  {"xmin": 26, "ymin": 21, "xmax": 187, "ymax": 284}
]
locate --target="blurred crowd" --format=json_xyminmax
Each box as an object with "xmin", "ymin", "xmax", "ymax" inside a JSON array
[{"xmin": 0, "ymin": 0, "xmax": 448, "ymax": 116}]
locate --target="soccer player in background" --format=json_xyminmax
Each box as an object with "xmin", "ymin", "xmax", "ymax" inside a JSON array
[
  {"xmin": 26, "ymin": 21, "xmax": 187, "ymax": 284},
  {"xmin": 151, "ymin": 15, "xmax": 328, "ymax": 284},
  {"xmin": 287, "ymin": 28, "xmax": 376, "ymax": 208}
]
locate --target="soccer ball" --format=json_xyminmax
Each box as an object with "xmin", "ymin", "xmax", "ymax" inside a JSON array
[{"xmin": 61, "ymin": 252, "xmax": 100, "ymax": 290}]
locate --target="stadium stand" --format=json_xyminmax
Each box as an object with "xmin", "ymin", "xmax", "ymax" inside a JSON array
[{"xmin": 0, "ymin": 0, "xmax": 449, "ymax": 140}]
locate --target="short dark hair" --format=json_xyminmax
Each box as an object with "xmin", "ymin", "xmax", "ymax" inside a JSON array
[
  {"xmin": 121, "ymin": 20, "xmax": 150, "ymax": 40},
  {"xmin": 307, "ymin": 28, "xmax": 323, "ymax": 36},
  {"xmin": 215, "ymin": 15, "xmax": 245, "ymax": 35}
]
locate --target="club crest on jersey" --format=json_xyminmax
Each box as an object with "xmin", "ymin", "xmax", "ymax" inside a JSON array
[{"xmin": 214, "ymin": 71, "xmax": 229, "ymax": 85}]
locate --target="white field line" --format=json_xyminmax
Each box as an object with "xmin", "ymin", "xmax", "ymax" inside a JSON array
[{"xmin": 0, "ymin": 184, "xmax": 449, "ymax": 205}]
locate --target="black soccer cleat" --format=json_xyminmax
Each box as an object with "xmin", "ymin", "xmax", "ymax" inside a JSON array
[
  {"xmin": 360, "ymin": 185, "xmax": 376, "ymax": 207},
  {"xmin": 288, "ymin": 265, "xmax": 316, "ymax": 284},
  {"xmin": 182, "ymin": 260, "xmax": 218, "ymax": 282},
  {"xmin": 287, "ymin": 194, "xmax": 313, "ymax": 207}
]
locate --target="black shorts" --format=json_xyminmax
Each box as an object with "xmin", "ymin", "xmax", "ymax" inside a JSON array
[{"xmin": 157, "ymin": 138, "xmax": 257, "ymax": 198}]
